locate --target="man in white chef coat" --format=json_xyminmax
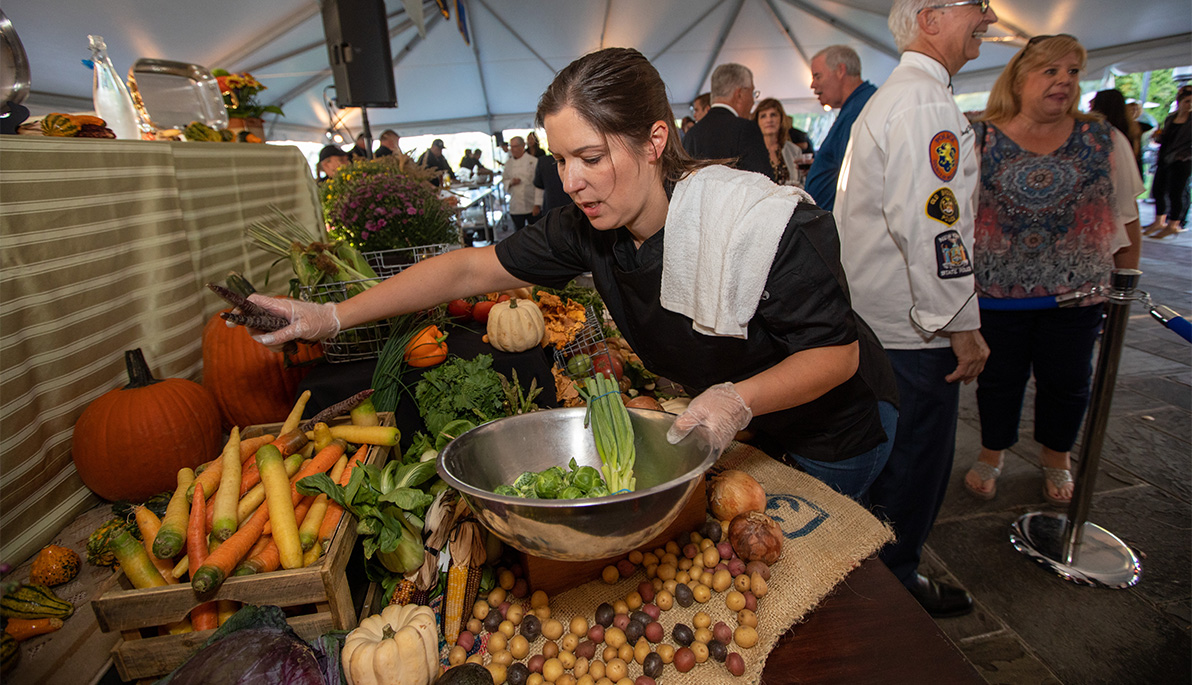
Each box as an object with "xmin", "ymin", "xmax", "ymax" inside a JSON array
[
  {"xmin": 834, "ymin": 0, "xmax": 997, "ymax": 618},
  {"xmin": 503, "ymin": 136, "xmax": 542, "ymax": 231}
]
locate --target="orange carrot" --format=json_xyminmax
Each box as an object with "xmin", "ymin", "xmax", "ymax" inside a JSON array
[
  {"xmin": 189, "ymin": 433, "xmax": 275, "ymax": 504},
  {"xmin": 264, "ymin": 494, "xmax": 315, "ymax": 536},
  {"xmin": 240, "ymin": 430, "xmax": 309, "ymax": 496},
  {"xmin": 135, "ymin": 506, "xmax": 180, "ymax": 584},
  {"xmin": 235, "ymin": 536, "xmax": 281, "ymax": 575},
  {"xmin": 191, "ymin": 503, "xmax": 270, "ymax": 594},
  {"xmin": 187, "ymin": 489, "xmax": 218, "ymax": 631},
  {"xmin": 288, "ymin": 439, "xmax": 347, "ymax": 499},
  {"xmin": 239, "ymin": 434, "xmax": 275, "ymax": 462},
  {"xmin": 317, "ymin": 444, "xmax": 369, "ymax": 548}
]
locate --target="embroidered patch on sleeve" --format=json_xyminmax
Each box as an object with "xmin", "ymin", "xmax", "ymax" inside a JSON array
[
  {"xmin": 935, "ymin": 230, "xmax": 972, "ymax": 279},
  {"xmin": 929, "ymin": 131, "xmax": 959, "ymax": 181},
  {"xmin": 926, "ymin": 187, "xmax": 959, "ymax": 226}
]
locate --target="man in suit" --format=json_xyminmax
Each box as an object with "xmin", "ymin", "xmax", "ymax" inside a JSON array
[{"xmin": 682, "ymin": 64, "xmax": 773, "ymax": 179}]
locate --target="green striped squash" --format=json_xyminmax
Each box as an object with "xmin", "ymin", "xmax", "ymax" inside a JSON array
[{"xmin": 0, "ymin": 585, "xmax": 73, "ymax": 620}]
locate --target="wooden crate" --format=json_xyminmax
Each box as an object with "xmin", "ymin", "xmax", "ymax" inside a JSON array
[
  {"xmin": 90, "ymin": 413, "xmax": 394, "ymax": 682},
  {"xmin": 519, "ymin": 481, "xmax": 709, "ymax": 596}
]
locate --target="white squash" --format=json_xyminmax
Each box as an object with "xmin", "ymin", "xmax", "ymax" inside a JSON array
[
  {"xmin": 342, "ymin": 604, "xmax": 440, "ymax": 685},
  {"xmin": 485, "ymin": 298, "xmax": 546, "ymax": 353}
]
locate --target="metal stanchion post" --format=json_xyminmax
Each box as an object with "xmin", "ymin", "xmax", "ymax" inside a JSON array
[{"xmin": 1008, "ymin": 269, "xmax": 1143, "ymax": 588}]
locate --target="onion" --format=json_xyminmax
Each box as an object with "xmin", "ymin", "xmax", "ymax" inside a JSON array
[
  {"xmin": 709, "ymin": 469, "xmax": 767, "ymax": 521},
  {"xmin": 727, "ymin": 511, "xmax": 783, "ymax": 564}
]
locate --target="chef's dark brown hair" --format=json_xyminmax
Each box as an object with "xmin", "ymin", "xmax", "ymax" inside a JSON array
[{"xmin": 536, "ymin": 47, "xmax": 712, "ymax": 184}]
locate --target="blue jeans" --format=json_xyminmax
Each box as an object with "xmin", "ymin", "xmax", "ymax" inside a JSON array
[{"xmin": 787, "ymin": 401, "xmax": 898, "ymax": 503}]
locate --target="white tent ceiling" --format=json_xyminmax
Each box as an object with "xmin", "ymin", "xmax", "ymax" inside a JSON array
[{"xmin": 7, "ymin": 0, "xmax": 1191, "ymax": 143}]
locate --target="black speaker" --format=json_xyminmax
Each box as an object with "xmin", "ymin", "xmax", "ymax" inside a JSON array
[
  {"xmin": 321, "ymin": 0, "xmax": 397, "ymax": 108},
  {"xmin": 493, "ymin": 131, "xmax": 505, "ymax": 147}
]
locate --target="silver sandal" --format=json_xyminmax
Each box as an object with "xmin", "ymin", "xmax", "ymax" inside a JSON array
[
  {"xmin": 1042, "ymin": 467, "xmax": 1074, "ymax": 505},
  {"xmin": 964, "ymin": 460, "xmax": 1001, "ymax": 501}
]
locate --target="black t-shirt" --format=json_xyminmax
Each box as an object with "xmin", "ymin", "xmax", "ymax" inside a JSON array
[{"xmin": 495, "ymin": 202, "xmax": 897, "ymax": 462}]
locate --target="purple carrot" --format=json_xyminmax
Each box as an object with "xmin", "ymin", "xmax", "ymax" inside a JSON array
[
  {"xmin": 299, "ymin": 389, "xmax": 376, "ymax": 432},
  {"xmin": 207, "ymin": 283, "xmax": 290, "ymax": 332}
]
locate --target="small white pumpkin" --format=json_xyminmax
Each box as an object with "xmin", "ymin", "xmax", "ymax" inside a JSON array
[
  {"xmin": 342, "ymin": 603, "xmax": 439, "ymax": 685},
  {"xmin": 486, "ymin": 298, "xmax": 546, "ymax": 353}
]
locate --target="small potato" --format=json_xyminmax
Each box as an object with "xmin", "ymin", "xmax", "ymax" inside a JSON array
[
  {"xmin": 699, "ymin": 538, "xmax": 715, "ymax": 551},
  {"xmin": 510, "ymin": 634, "xmax": 530, "ymax": 659},
  {"xmin": 507, "ymin": 604, "xmax": 525, "ymax": 626},
  {"xmin": 467, "ymin": 654, "xmax": 485, "ymax": 665},
  {"xmin": 612, "ymin": 600, "xmax": 630, "ymax": 615},
  {"xmin": 642, "ymin": 552, "xmax": 659, "ymax": 567},
  {"xmin": 692, "ymin": 584, "xmax": 712, "ymax": 603},
  {"xmin": 542, "ymin": 657, "xmax": 564, "ymax": 683},
  {"xmin": 534, "ymin": 606, "xmax": 552, "ymax": 620},
  {"xmin": 603, "ymin": 645, "xmax": 619, "ymax": 663},
  {"xmin": 602, "ymin": 565, "xmax": 620, "ymax": 584},
  {"xmin": 543, "ymin": 640, "xmax": 560, "ymax": 659},
  {"xmin": 577, "ymin": 677, "xmax": 595, "ymax": 685},
  {"xmin": 738, "ymin": 608, "xmax": 758, "ymax": 627},
  {"xmin": 489, "ymin": 587, "xmax": 508, "ymax": 606},
  {"xmin": 467, "ymin": 617, "xmax": 483, "ymax": 635},
  {"xmin": 662, "ymin": 579, "xmax": 678, "ymax": 595},
  {"xmin": 499, "ymin": 569, "xmax": 516, "ymax": 590},
  {"xmin": 693, "ymin": 611, "xmax": 711, "ymax": 629},
  {"xmin": 700, "ymin": 571, "xmax": 715, "ymax": 588},
  {"xmin": 694, "ymin": 627, "xmax": 713, "ymax": 645},
  {"xmin": 605, "ymin": 625, "xmax": 627, "ymax": 648},
  {"xmin": 562, "ymin": 632, "xmax": 579, "ymax": 652},
  {"xmin": 625, "ymin": 591, "xmax": 643, "ymax": 611},
  {"xmin": 559, "ymin": 651, "xmax": 577, "ymax": 669},
  {"xmin": 606, "ymin": 657, "xmax": 629, "ymax": 682},
  {"xmin": 499, "ymin": 619, "xmax": 516, "ymax": 638},
  {"xmin": 489, "ymin": 631, "xmax": 508, "ymax": 653},
  {"xmin": 726, "ymin": 590, "xmax": 746, "ymax": 612},
  {"xmin": 491, "ymin": 650, "xmax": 514, "ymax": 667},
  {"xmin": 557, "ymin": 676, "xmax": 576, "ymax": 685},
  {"xmin": 657, "ymin": 643, "xmax": 675, "ymax": 664},
  {"xmin": 675, "ymin": 569, "xmax": 691, "ymax": 585},
  {"xmin": 634, "ymin": 637, "xmax": 650, "ymax": 664},
  {"xmin": 570, "ymin": 615, "xmax": 590, "ymax": 637},
  {"xmin": 616, "ymin": 558, "xmax": 637, "ymax": 578},
  {"xmin": 531, "ymin": 590, "xmax": 550, "ymax": 608},
  {"xmin": 702, "ymin": 546, "xmax": 721, "ymax": 568},
  {"xmin": 691, "ymin": 641, "xmax": 709, "ymax": 663},
  {"xmin": 712, "ymin": 568, "xmax": 732, "ymax": 592},
  {"xmin": 751, "ymin": 572, "xmax": 769, "ymax": 598},
  {"xmin": 734, "ymin": 573, "xmax": 751, "ymax": 593},
  {"xmin": 734, "ymin": 624, "xmax": 759, "ymax": 649},
  {"xmin": 449, "ymin": 645, "xmax": 467, "ymax": 666},
  {"xmin": 655, "ymin": 590, "xmax": 674, "ymax": 611},
  {"xmin": 574, "ymin": 656, "xmax": 590, "ymax": 678},
  {"xmin": 542, "ymin": 618, "xmax": 565, "ymax": 641},
  {"xmin": 617, "ymin": 643, "xmax": 633, "ymax": 662},
  {"xmin": 645, "ymin": 563, "xmax": 658, "ymax": 579},
  {"xmin": 487, "ymin": 663, "xmax": 507, "ymax": 684},
  {"xmin": 628, "ymin": 550, "xmax": 644, "ymax": 565},
  {"xmin": 678, "ymin": 558, "xmax": 693, "ymax": 572},
  {"xmin": 528, "ymin": 675, "xmax": 545, "ymax": 685},
  {"xmin": 589, "ymin": 658, "xmax": 606, "ymax": 680},
  {"xmin": 473, "ymin": 600, "xmax": 491, "ymax": 620}
]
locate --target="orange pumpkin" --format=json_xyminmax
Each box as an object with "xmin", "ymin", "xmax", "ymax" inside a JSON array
[
  {"xmin": 201, "ymin": 310, "xmax": 321, "ymax": 430},
  {"xmin": 71, "ymin": 349, "xmax": 222, "ymax": 502}
]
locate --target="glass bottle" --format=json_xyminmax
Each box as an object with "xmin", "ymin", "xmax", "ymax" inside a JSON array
[{"xmin": 88, "ymin": 35, "xmax": 139, "ymax": 140}]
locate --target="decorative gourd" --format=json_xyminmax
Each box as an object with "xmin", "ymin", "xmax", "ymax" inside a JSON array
[
  {"xmin": 342, "ymin": 603, "xmax": 439, "ymax": 685},
  {"xmin": 0, "ymin": 632, "xmax": 17, "ymax": 673},
  {"xmin": 39, "ymin": 113, "xmax": 79, "ymax": 137},
  {"xmin": 486, "ymin": 298, "xmax": 546, "ymax": 353},
  {"xmin": 4, "ymin": 617, "xmax": 64, "ymax": 642},
  {"xmin": 201, "ymin": 310, "xmax": 319, "ymax": 430},
  {"xmin": 86, "ymin": 518, "xmax": 126, "ymax": 567},
  {"xmin": 0, "ymin": 584, "xmax": 73, "ymax": 620},
  {"xmin": 71, "ymin": 349, "xmax": 222, "ymax": 502},
  {"xmin": 29, "ymin": 545, "xmax": 80, "ymax": 587}
]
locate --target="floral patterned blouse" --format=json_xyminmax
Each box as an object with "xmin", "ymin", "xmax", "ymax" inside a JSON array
[{"xmin": 973, "ymin": 119, "xmax": 1119, "ymax": 302}]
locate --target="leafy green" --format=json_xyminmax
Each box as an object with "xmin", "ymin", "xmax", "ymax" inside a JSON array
[{"xmin": 414, "ymin": 355, "xmax": 507, "ymax": 436}]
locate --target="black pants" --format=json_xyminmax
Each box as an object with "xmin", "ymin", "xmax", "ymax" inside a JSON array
[
  {"xmin": 869, "ymin": 347, "xmax": 960, "ymax": 586},
  {"xmin": 1152, "ymin": 158, "xmax": 1192, "ymax": 223},
  {"xmin": 510, "ymin": 213, "xmax": 532, "ymax": 231},
  {"xmin": 976, "ymin": 306, "xmax": 1103, "ymax": 452}
]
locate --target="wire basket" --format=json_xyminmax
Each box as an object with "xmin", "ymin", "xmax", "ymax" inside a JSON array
[
  {"xmin": 298, "ymin": 243, "xmax": 452, "ymax": 363},
  {"xmin": 552, "ymin": 305, "xmax": 619, "ymax": 382}
]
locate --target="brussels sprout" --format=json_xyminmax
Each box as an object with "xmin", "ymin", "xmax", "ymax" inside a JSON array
[
  {"xmin": 558, "ymin": 486, "xmax": 584, "ymax": 500},
  {"xmin": 587, "ymin": 482, "xmax": 610, "ymax": 498},
  {"xmin": 494, "ymin": 484, "xmax": 519, "ymax": 496},
  {"xmin": 535, "ymin": 469, "xmax": 565, "ymax": 498},
  {"xmin": 513, "ymin": 471, "xmax": 538, "ymax": 490},
  {"xmin": 572, "ymin": 466, "xmax": 602, "ymax": 493}
]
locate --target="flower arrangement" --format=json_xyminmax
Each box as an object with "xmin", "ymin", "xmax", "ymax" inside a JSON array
[
  {"xmin": 323, "ymin": 157, "xmax": 459, "ymax": 252},
  {"xmin": 211, "ymin": 69, "xmax": 284, "ymax": 119}
]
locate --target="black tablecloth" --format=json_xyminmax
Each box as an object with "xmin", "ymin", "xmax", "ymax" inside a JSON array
[{"xmin": 296, "ymin": 322, "xmax": 560, "ymax": 452}]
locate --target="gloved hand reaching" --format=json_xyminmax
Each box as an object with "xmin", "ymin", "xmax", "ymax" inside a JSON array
[
  {"xmin": 232, "ymin": 294, "xmax": 341, "ymax": 352},
  {"xmin": 666, "ymin": 382, "xmax": 753, "ymax": 452}
]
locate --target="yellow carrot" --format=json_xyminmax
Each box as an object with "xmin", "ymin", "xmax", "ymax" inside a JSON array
[
  {"xmin": 171, "ymin": 554, "xmax": 189, "ymax": 579},
  {"xmin": 217, "ymin": 601, "xmax": 239, "ymax": 626},
  {"xmin": 211, "ymin": 428, "xmax": 242, "ymax": 540},
  {"xmin": 299, "ymin": 454, "xmax": 348, "ymax": 551},
  {"xmin": 152, "ymin": 469, "xmax": 195, "ymax": 560},
  {"xmin": 301, "ymin": 541, "xmax": 322, "ymax": 567},
  {"xmin": 256, "ymin": 444, "xmax": 303, "ymax": 569},
  {"xmin": 327, "ymin": 424, "xmax": 400, "ymax": 446},
  {"xmin": 311, "ymin": 422, "xmax": 333, "ymax": 453},
  {"xmin": 110, "ymin": 528, "xmax": 168, "ymax": 589},
  {"xmin": 134, "ymin": 506, "xmax": 181, "ymax": 584},
  {"xmin": 280, "ymin": 390, "xmax": 312, "ymax": 435},
  {"xmin": 236, "ymin": 454, "xmax": 306, "ymax": 524}
]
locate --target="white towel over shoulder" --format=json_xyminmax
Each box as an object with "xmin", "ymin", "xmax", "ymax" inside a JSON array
[{"xmin": 660, "ymin": 165, "xmax": 813, "ymax": 338}]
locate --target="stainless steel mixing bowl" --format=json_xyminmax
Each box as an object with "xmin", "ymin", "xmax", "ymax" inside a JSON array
[{"xmin": 437, "ymin": 407, "xmax": 719, "ymax": 561}]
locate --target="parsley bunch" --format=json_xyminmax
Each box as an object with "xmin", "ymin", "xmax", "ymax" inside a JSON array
[{"xmin": 414, "ymin": 355, "xmax": 507, "ymax": 436}]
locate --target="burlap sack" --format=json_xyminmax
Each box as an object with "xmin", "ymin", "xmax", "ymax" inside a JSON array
[{"xmin": 465, "ymin": 442, "xmax": 893, "ymax": 684}]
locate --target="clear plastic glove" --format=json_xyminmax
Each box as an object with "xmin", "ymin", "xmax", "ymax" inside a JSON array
[
  {"xmin": 230, "ymin": 294, "xmax": 341, "ymax": 352},
  {"xmin": 666, "ymin": 382, "xmax": 753, "ymax": 452}
]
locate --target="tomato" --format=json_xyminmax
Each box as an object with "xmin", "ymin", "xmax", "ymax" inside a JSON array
[
  {"xmin": 447, "ymin": 299, "xmax": 473, "ymax": 321},
  {"xmin": 496, "ymin": 294, "xmax": 511, "ymax": 303},
  {"xmin": 592, "ymin": 351, "xmax": 624, "ymax": 380},
  {"xmin": 472, "ymin": 300, "xmax": 497, "ymax": 324},
  {"xmin": 404, "ymin": 325, "xmax": 449, "ymax": 367}
]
